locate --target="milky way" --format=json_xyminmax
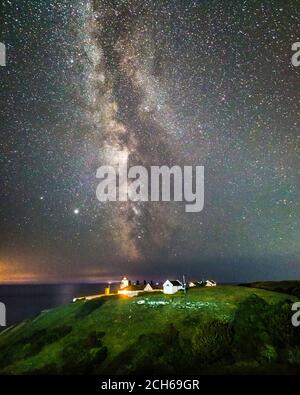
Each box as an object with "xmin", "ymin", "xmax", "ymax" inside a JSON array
[{"xmin": 0, "ymin": 0, "xmax": 299, "ymax": 282}]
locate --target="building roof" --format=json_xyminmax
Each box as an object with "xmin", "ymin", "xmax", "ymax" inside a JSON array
[
  {"xmin": 166, "ymin": 280, "xmax": 182, "ymax": 286},
  {"xmin": 145, "ymin": 283, "xmax": 161, "ymax": 290}
]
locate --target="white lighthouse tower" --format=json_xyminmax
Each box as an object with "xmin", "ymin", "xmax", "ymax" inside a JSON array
[{"xmin": 120, "ymin": 276, "xmax": 129, "ymax": 289}]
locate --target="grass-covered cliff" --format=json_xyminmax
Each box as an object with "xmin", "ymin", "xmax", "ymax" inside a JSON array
[
  {"xmin": 0, "ymin": 286, "xmax": 299, "ymax": 374},
  {"xmin": 240, "ymin": 281, "xmax": 300, "ymax": 298}
]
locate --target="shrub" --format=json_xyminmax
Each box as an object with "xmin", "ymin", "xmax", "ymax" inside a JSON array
[
  {"xmin": 191, "ymin": 320, "xmax": 233, "ymax": 365},
  {"xmin": 232, "ymin": 294, "xmax": 271, "ymax": 359},
  {"xmin": 60, "ymin": 332, "xmax": 107, "ymax": 374},
  {"xmin": 74, "ymin": 299, "xmax": 105, "ymax": 319}
]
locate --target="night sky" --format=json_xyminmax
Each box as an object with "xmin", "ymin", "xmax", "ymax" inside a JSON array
[{"xmin": 0, "ymin": 0, "xmax": 299, "ymax": 283}]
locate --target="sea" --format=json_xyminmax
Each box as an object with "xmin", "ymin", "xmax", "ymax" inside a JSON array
[{"xmin": 0, "ymin": 283, "xmax": 118, "ymax": 328}]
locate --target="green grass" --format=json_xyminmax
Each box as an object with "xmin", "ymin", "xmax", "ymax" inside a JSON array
[
  {"xmin": 240, "ymin": 281, "xmax": 300, "ymax": 298},
  {"xmin": 0, "ymin": 286, "xmax": 299, "ymax": 374}
]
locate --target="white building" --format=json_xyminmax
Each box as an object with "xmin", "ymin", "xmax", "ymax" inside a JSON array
[
  {"xmin": 120, "ymin": 276, "xmax": 129, "ymax": 289},
  {"xmin": 144, "ymin": 283, "xmax": 154, "ymax": 292},
  {"xmin": 163, "ymin": 280, "xmax": 183, "ymax": 294},
  {"xmin": 205, "ymin": 280, "xmax": 217, "ymax": 287},
  {"xmin": 144, "ymin": 283, "xmax": 161, "ymax": 292}
]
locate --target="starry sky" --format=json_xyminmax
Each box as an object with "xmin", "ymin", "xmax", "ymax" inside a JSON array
[{"xmin": 0, "ymin": 0, "xmax": 299, "ymax": 283}]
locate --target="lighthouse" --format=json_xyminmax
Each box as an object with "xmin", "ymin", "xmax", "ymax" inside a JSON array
[{"xmin": 120, "ymin": 276, "xmax": 129, "ymax": 289}]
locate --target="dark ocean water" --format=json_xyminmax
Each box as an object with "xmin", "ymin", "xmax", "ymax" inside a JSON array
[{"xmin": 0, "ymin": 283, "xmax": 118, "ymax": 327}]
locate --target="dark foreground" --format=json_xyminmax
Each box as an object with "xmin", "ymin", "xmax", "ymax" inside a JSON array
[{"xmin": 0, "ymin": 286, "xmax": 299, "ymax": 375}]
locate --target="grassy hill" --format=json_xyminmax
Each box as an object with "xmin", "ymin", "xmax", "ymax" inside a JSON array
[
  {"xmin": 240, "ymin": 281, "xmax": 300, "ymax": 298},
  {"xmin": 0, "ymin": 286, "xmax": 299, "ymax": 375}
]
